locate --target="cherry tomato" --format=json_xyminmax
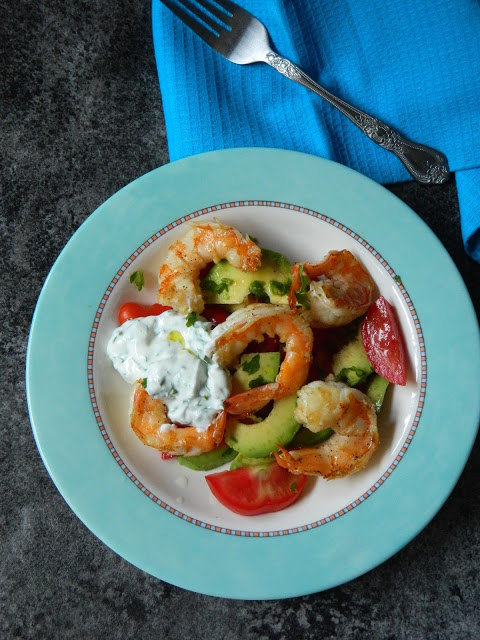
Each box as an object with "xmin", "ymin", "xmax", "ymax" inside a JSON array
[
  {"xmin": 205, "ymin": 463, "xmax": 307, "ymax": 515},
  {"xmin": 245, "ymin": 335, "xmax": 280, "ymax": 353},
  {"xmin": 201, "ymin": 305, "xmax": 230, "ymax": 326},
  {"xmin": 361, "ymin": 296, "xmax": 407, "ymax": 385},
  {"xmin": 117, "ymin": 302, "xmax": 172, "ymax": 325}
]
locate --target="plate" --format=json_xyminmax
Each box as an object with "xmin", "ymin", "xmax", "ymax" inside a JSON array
[{"xmin": 26, "ymin": 148, "xmax": 480, "ymax": 599}]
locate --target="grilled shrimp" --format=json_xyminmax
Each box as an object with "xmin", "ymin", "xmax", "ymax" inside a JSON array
[
  {"xmin": 209, "ymin": 303, "xmax": 313, "ymax": 416},
  {"xmin": 290, "ymin": 250, "xmax": 375, "ymax": 327},
  {"xmin": 157, "ymin": 221, "xmax": 262, "ymax": 314},
  {"xmin": 274, "ymin": 378, "xmax": 378, "ymax": 478},
  {"xmin": 130, "ymin": 382, "xmax": 226, "ymax": 456}
]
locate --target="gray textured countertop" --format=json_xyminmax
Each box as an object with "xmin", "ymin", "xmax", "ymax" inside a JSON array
[{"xmin": 2, "ymin": 1, "xmax": 479, "ymax": 638}]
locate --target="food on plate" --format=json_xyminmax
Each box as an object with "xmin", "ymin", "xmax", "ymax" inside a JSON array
[
  {"xmin": 289, "ymin": 249, "xmax": 375, "ymax": 327},
  {"xmin": 202, "ymin": 247, "xmax": 292, "ymax": 306},
  {"xmin": 129, "ymin": 382, "xmax": 227, "ymax": 456},
  {"xmin": 205, "ymin": 463, "xmax": 307, "ymax": 516},
  {"xmin": 209, "ymin": 303, "xmax": 313, "ymax": 416},
  {"xmin": 107, "ymin": 220, "xmax": 408, "ymax": 516},
  {"xmin": 274, "ymin": 378, "xmax": 379, "ymax": 479},
  {"xmin": 157, "ymin": 220, "xmax": 261, "ymax": 314},
  {"xmin": 361, "ymin": 296, "xmax": 407, "ymax": 385}
]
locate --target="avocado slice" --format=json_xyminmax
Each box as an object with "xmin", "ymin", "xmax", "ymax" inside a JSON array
[
  {"xmin": 332, "ymin": 326, "xmax": 374, "ymax": 386},
  {"xmin": 201, "ymin": 248, "xmax": 292, "ymax": 305},
  {"xmin": 225, "ymin": 394, "xmax": 300, "ymax": 458},
  {"xmin": 177, "ymin": 443, "xmax": 237, "ymax": 471},
  {"xmin": 288, "ymin": 426, "xmax": 334, "ymax": 449},
  {"xmin": 231, "ymin": 352, "xmax": 281, "ymax": 394},
  {"xmin": 229, "ymin": 453, "xmax": 273, "ymax": 471},
  {"xmin": 365, "ymin": 373, "xmax": 389, "ymax": 413}
]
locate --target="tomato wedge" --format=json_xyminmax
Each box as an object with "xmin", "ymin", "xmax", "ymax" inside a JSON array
[
  {"xmin": 117, "ymin": 302, "xmax": 172, "ymax": 325},
  {"xmin": 205, "ymin": 464, "xmax": 307, "ymax": 515},
  {"xmin": 361, "ymin": 296, "xmax": 407, "ymax": 385},
  {"xmin": 201, "ymin": 305, "xmax": 230, "ymax": 326}
]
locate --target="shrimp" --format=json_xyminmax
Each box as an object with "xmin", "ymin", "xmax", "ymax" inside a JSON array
[
  {"xmin": 130, "ymin": 381, "xmax": 226, "ymax": 456},
  {"xmin": 157, "ymin": 221, "xmax": 262, "ymax": 314},
  {"xmin": 208, "ymin": 304, "xmax": 313, "ymax": 416},
  {"xmin": 290, "ymin": 250, "xmax": 375, "ymax": 328},
  {"xmin": 274, "ymin": 378, "xmax": 378, "ymax": 478}
]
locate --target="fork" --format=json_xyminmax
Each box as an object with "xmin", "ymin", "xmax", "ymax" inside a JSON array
[{"xmin": 160, "ymin": 0, "xmax": 450, "ymax": 184}]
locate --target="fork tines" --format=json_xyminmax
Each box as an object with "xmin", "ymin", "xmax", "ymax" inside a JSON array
[{"xmin": 161, "ymin": 0, "xmax": 235, "ymax": 42}]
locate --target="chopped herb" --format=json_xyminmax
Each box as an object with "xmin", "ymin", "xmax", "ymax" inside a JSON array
[
  {"xmin": 249, "ymin": 280, "xmax": 270, "ymax": 302},
  {"xmin": 294, "ymin": 265, "xmax": 311, "ymax": 310},
  {"xmin": 248, "ymin": 375, "xmax": 266, "ymax": 388},
  {"xmin": 290, "ymin": 481, "xmax": 298, "ymax": 493},
  {"xmin": 241, "ymin": 354, "xmax": 260, "ymax": 375},
  {"xmin": 170, "ymin": 386, "xmax": 178, "ymax": 395},
  {"xmin": 129, "ymin": 270, "xmax": 145, "ymax": 291},
  {"xmin": 141, "ymin": 378, "xmax": 147, "ymax": 388},
  {"xmin": 270, "ymin": 279, "xmax": 291, "ymax": 296},
  {"xmin": 394, "ymin": 274, "xmax": 403, "ymax": 286},
  {"xmin": 201, "ymin": 277, "xmax": 233, "ymax": 295},
  {"xmin": 186, "ymin": 311, "xmax": 198, "ymax": 327},
  {"xmin": 248, "ymin": 235, "xmax": 258, "ymax": 243}
]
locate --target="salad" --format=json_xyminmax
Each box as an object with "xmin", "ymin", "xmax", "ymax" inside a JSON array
[{"xmin": 107, "ymin": 220, "xmax": 407, "ymax": 516}]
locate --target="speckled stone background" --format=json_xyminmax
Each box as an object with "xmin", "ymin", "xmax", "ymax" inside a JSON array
[{"xmin": 2, "ymin": 1, "xmax": 479, "ymax": 638}]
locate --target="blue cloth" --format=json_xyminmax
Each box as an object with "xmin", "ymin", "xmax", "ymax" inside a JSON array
[{"xmin": 152, "ymin": 0, "xmax": 480, "ymax": 263}]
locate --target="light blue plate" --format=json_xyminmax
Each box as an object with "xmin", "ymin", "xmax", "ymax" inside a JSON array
[{"xmin": 26, "ymin": 149, "xmax": 480, "ymax": 599}]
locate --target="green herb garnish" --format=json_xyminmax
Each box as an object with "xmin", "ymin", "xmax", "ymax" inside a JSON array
[
  {"xmin": 249, "ymin": 280, "xmax": 270, "ymax": 302},
  {"xmin": 270, "ymin": 279, "xmax": 291, "ymax": 296},
  {"xmin": 129, "ymin": 270, "xmax": 145, "ymax": 291},
  {"xmin": 141, "ymin": 378, "xmax": 147, "ymax": 388},
  {"xmin": 186, "ymin": 311, "xmax": 198, "ymax": 327},
  {"xmin": 248, "ymin": 375, "xmax": 266, "ymax": 389},
  {"xmin": 201, "ymin": 277, "xmax": 233, "ymax": 295},
  {"xmin": 294, "ymin": 265, "xmax": 311, "ymax": 310},
  {"xmin": 394, "ymin": 274, "xmax": 403, "ymax": 286},
  {"xmin": 241, "ymin": 354, "xmax": 260, "ymax": 375},
  {"xmin": 290, "ymin": 481, "xmax": 298, "ymax": 493}
]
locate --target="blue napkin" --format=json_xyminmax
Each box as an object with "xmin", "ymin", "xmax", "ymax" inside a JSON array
[{"xmin": 152, "ymin": 0, "xmax": 480, "ymax": 263}]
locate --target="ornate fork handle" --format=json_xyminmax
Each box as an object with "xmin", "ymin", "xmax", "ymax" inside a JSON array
[{"xmin": 265, "ymin": 52, "xmax": 449, "ymax": 184}]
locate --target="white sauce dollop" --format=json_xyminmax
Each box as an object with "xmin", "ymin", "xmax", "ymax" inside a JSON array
[{"xmin": 106, "ymin": 311, "xmax": 230, "ymax": 430}]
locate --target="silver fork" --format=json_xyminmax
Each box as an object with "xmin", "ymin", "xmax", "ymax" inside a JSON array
[{"xmin": 160, "ymin": 0, "xmax": 450, "ymax": 184}]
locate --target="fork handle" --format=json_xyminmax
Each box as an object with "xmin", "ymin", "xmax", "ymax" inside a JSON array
[{"xmin": 264, "ymin": 52, "xmax": 449, "ymax": 185}]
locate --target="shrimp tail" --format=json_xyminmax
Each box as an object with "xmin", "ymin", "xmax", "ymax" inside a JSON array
[
  {"xmin": 224, "ymin": 382, "xmax": 279, "ymax": 416},
  {"xmin": 288, "ymin": 263, "xmax": 302, "ymax": 310},
  {"xmin": 274, "ymin": 445, "xmax": 337, "ymax": 477}
]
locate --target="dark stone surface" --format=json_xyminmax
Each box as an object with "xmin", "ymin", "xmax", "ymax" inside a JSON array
[{"xmin": 1, "ymin": 1, "xmax": 479, "ymax": 638}]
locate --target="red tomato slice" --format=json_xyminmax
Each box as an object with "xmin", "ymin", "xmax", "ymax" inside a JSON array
[
  {"xmin": 361, "ymin": 296, "xmax": 407, "ymax": 385},
  {"xmin": 205, "ymin": 464, "xmax": 307, "ymax": 516},
  {"xmin": 118, "ymin": 302, "xmax": 172, "ymax": 325},
  {"xmin": 201, "ymin": 305, "xmax": 230, "ymax": 326},
  {"xmin": 245, "ymin": 335, "xmax": 280, "ymax": 353}
]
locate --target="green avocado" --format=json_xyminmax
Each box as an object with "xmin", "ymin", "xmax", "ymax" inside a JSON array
[
  {"xmin": 365, "ymin": 373, "xmax": 390, "ymax": 413},
  {"xmin": 229, "ymin": 453, "xmax": 273, "ymax": 471},
  {"xmin": 177, "ymin": 443, "xmax": 237, "ymax": 471},
  {"xmin": 332, "ymin": 326, "xmax": 374, "ymax": 386},
  {"xmin": 225, "ymin": 394, "xmax": 300, "ymax": 458},
  {"xmin": 231, "ymin": 351, "xmax": 281, "ymax": 394},
  {"xmin": 201, "ymin": 247, "xmax": 292, "ymax": 305},
  {"xmin": 288, "ymin": 426, "xmax": 333, "ymax": 449}
]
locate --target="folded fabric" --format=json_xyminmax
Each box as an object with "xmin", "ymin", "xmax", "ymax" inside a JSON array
[{"xmin": 152, "ymin": 0, "xmax": 480, "ymax": 263}]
